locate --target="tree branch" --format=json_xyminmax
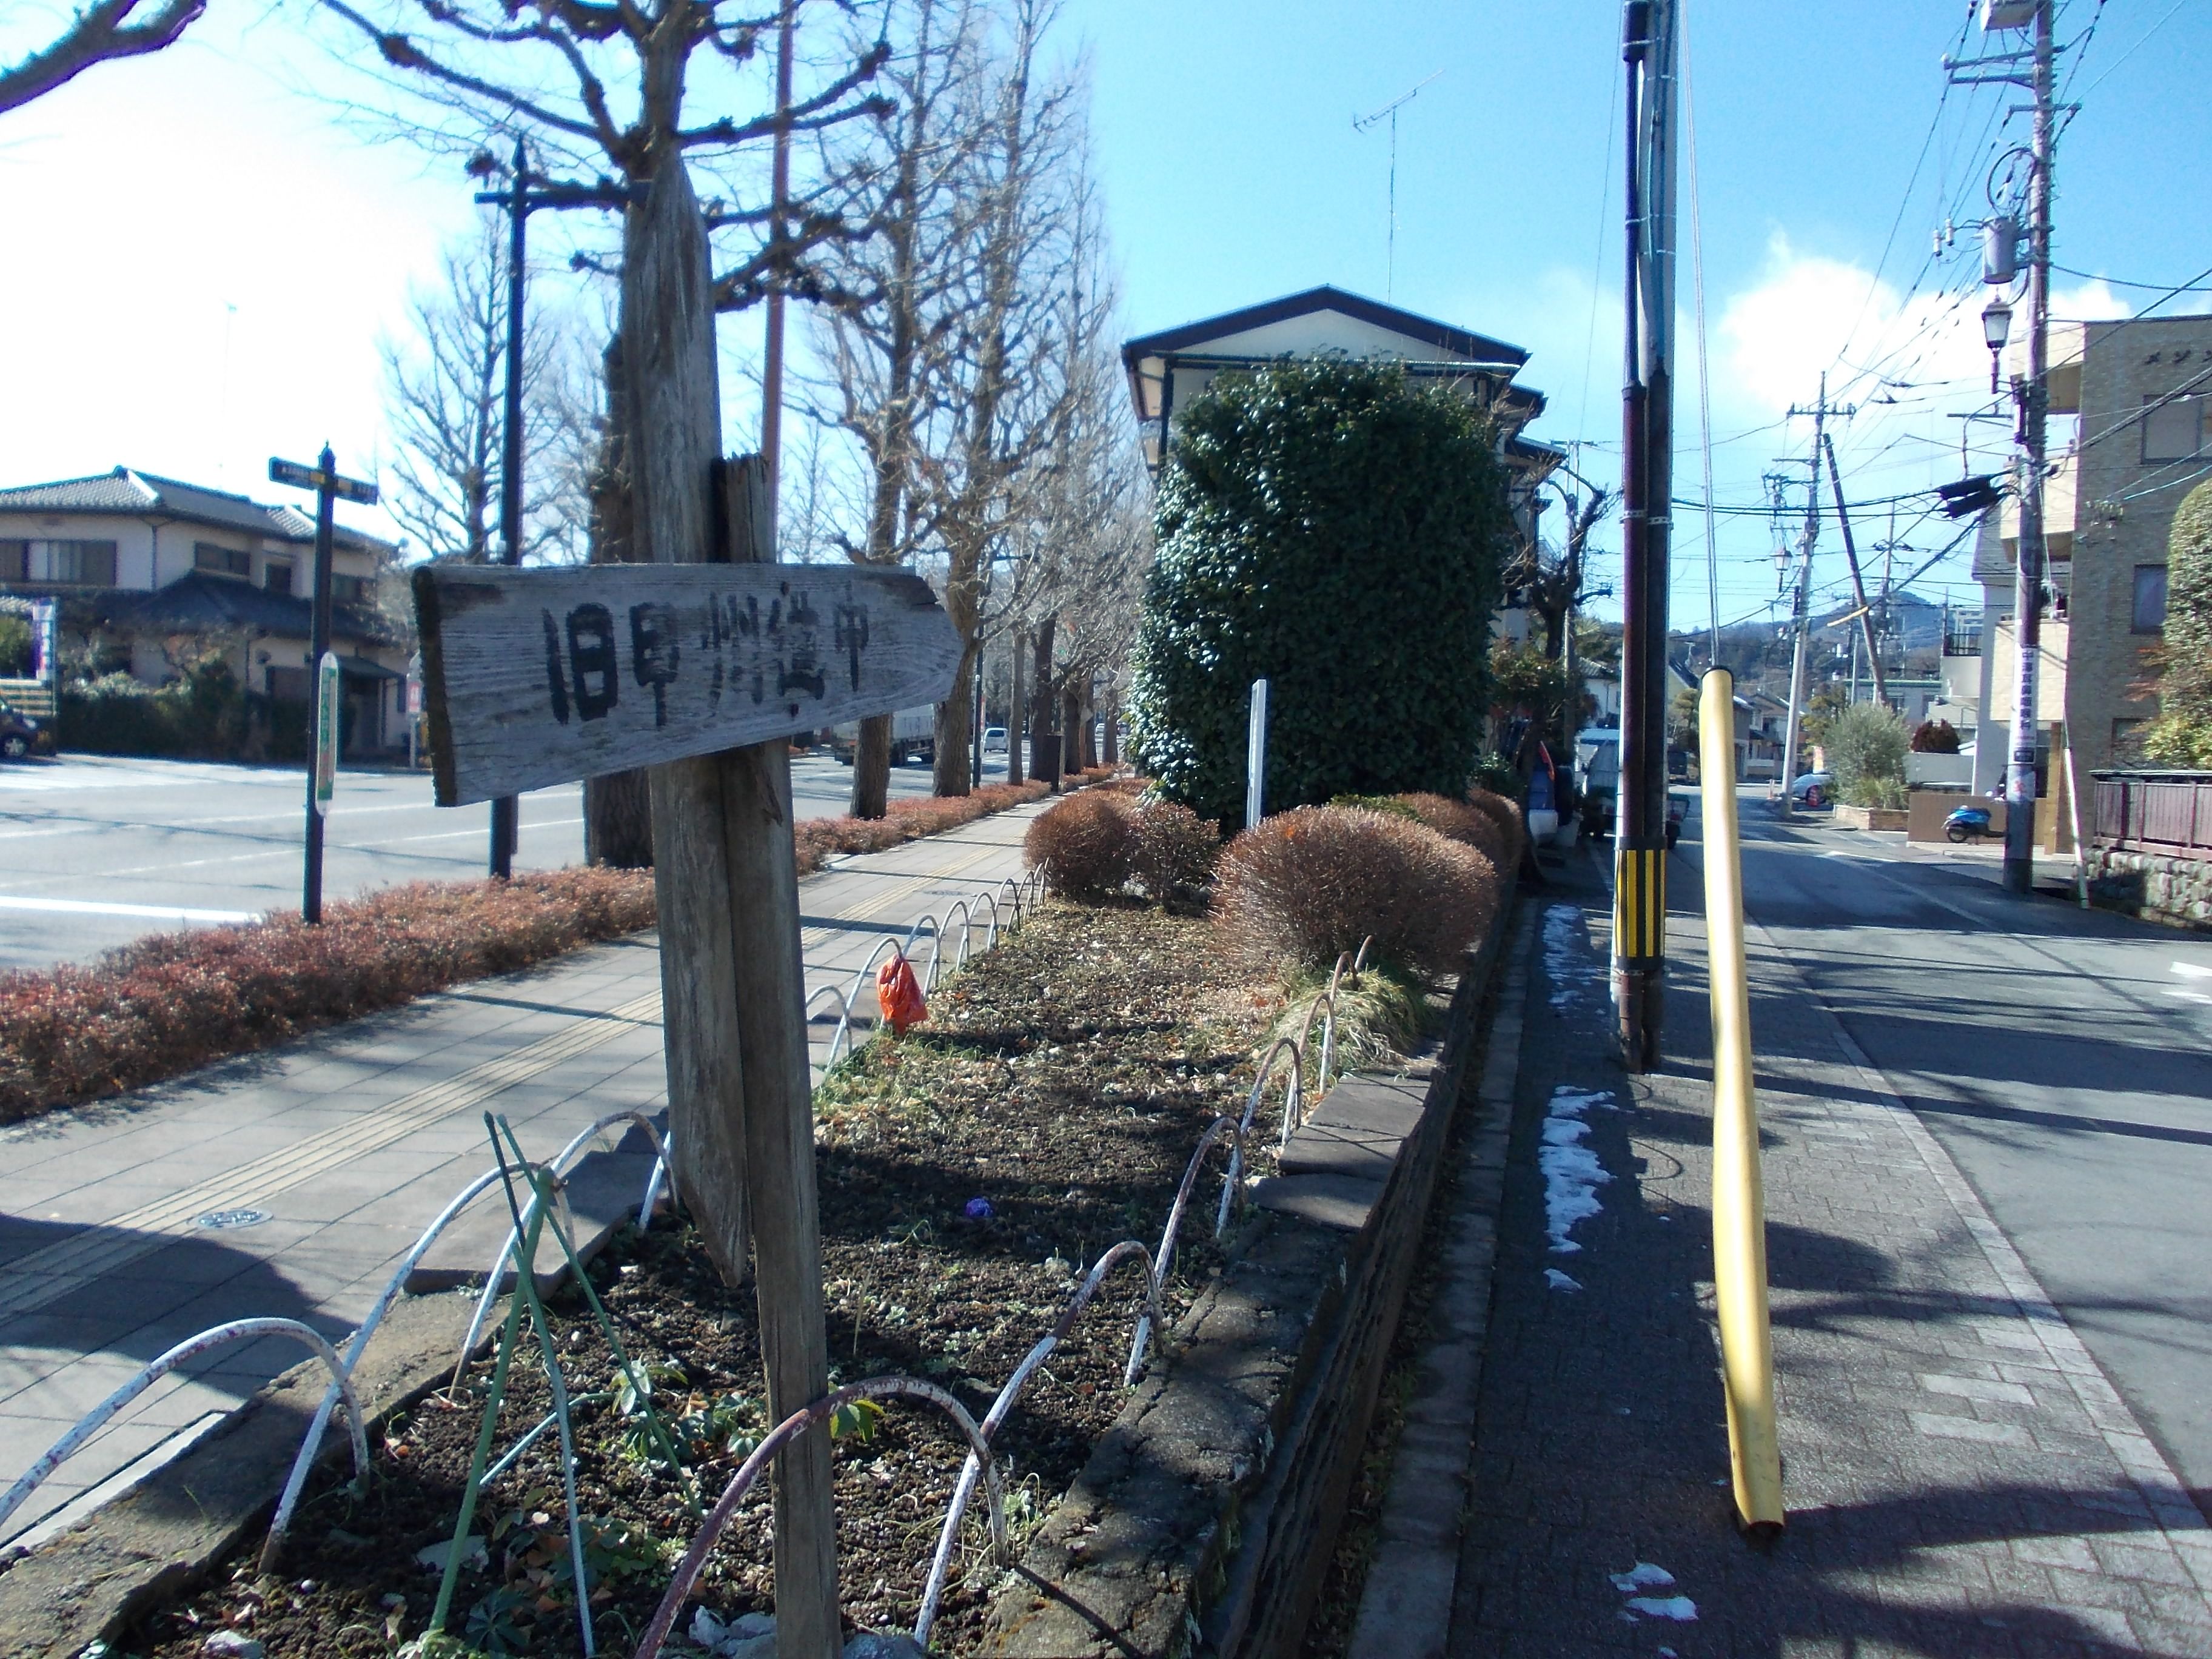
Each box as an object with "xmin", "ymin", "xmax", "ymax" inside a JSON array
[{"xmin": 0, "ymin": 0, "xmax": 205, "ymax": 115}]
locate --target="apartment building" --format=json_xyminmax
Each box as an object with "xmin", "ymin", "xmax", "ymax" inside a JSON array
[{"xmin": 1968, "ymin": 314, "xmax": 2210, "ymax": 797}]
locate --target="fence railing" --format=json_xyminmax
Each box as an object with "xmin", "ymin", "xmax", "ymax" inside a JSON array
[{"xmin": 2088, "ymin": 770, "xmax": 2212, "ymax": 860}]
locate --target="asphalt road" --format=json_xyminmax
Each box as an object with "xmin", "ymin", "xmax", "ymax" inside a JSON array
[
  {"xmin": 0, "ymin": 749, "xmax": 991, "ymax": 971},
  {"xmin": 1677, "ymin": 797, "xmax": 2212, "ymax": 1509}
]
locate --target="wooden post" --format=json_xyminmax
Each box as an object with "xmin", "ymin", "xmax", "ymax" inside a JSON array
[
  {"xmin": 622, "ymin": 160, "xmax": 839, "ymax": 1658},
  {"xmin": 621, "ymin": 158, "xmax": 754, "ymax": 1288},
  {"xmin": 717, "ymin": 456, "xmax": 841, "ymax": 1659}
]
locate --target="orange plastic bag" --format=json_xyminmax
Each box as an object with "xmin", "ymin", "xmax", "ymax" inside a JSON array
[{"xmin": 876, "ymin": 951, "xmax": 928, "ymax": 1036}]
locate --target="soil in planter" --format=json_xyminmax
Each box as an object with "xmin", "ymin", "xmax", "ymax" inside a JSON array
[{"xmin": 123, "ymin": 900, "xmax": 1279, "ymax": 1659}]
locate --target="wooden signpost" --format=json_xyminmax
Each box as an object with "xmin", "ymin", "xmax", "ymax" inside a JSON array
[
  {"xmin": 411, "ymin": 560, "xmax": 958, "ymax": 807},
  {"xmin": 412, "ymin": 158, "xmax": 955, "ymax": 1659}
]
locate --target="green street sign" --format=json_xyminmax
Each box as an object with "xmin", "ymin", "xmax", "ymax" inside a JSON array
[{"xmin": 313, "ymin": 651, "xmax": 341, "ymax": 817}]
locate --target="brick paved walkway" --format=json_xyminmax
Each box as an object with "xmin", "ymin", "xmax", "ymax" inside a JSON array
[
  {"xmin": 0, "ymin": 802, "xmax": 1044, "ymax": 1548},
  {"xmin": 1439, "ymin": 851, "xmax": 2212, "ymax": 1657}
]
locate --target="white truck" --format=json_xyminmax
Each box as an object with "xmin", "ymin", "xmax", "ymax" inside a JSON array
[{"xmin": 830, "ymin": 705, "xmax": 936, "ymax": 766}]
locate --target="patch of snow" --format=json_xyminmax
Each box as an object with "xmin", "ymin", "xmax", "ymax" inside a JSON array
[
  {"xmin": 1626, "ymin": 1596, "xmax": 1698, "ymax": 1621},
  {"xmin": 1543, "ymin": 905, "xmax": 1598, "ymax": 1008},
  {"xmin": 1608, "ymin": 1563, "xmax": 1676, "ymax": 1593},
  {"xmin": 1540, "ymin": 1122, "xmax": 1610, "ymax": 1254},
  {"xmin": 1544, "ymin": 1268, "xmax": 1583, "ymax": 1292}
]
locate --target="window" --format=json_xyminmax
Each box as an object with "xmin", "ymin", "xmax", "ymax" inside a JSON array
[
  {"xmin": 266, "ymin": 665, "xmax": 310, "ymax": 702},
  {"xmin": 263, "ymin": 560, "xmax": 295, "ymax": 595},
  {"xmin": 2133, "ymin": 564, "xmax": 2168, "ymax": 633},
  {"xmin": 32, "ymin": 539, "xmax": 116, "ymax": 585},
  {"xmin": 332, "ymin": 574, "xmax": 370, "ymax": 605},
  {"xmin": 2142, "ymin": 394, "xmax": 2205, "ymax": 463},
  {"xmin": 194, "ymin": 541, "xmax": 253, "ymax": 578},
  {"xmin": 0, "ymin": 540, "xmax": 25, "ymax": 582}
]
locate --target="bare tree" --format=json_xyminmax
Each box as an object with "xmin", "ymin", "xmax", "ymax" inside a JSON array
[
  {"xmin": 380, "ymin": 216, "xmax": 596, "ymax": 564},
  {"xmin": 1, "ymin": 0, "xmax": 203, "ymax": 115}
]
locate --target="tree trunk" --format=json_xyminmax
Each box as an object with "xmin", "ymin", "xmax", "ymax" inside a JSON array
[
  {"xmin": 1061, "ymin": 683, "xmax": 1081, "ymax": 778},
  {"xmin": 931, "ymin": 635, "xmax": 978, "ymax": 797},
  {"xmin": 850, "ymin": 713, "xmax": 892, "ymax": 817},
  {"xmin": 1031, "ymin": 614, "xmax": 1056, "ymax": 780},
  {"xmin": 583, "ymin": 332, "xmax": 655, "ymax": 866},
  {"xmin": 1006, "ymin": 627, "xmax": 1026, "ymax": 785},
  {"xmin": 1101, "ymin": 687, "xmax": 1118, "ymax": 765}
]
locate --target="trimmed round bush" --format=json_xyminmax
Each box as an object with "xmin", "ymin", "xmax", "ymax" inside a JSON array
[
  {"xmin": 1213, "ymin": 805, "xmax": 1498, "ymax": 975},
  {"xmin": 1023, "ymin": 793, "xmax": 1135, "ymax": 899},
  {"xmin": 1389, "ymin": 791, "xmax": 1506, "ymax": 876},
  {"xmin": 1130, "ymin": 799, "xmax": 1221, "ymax": 900},
  {"xmin": 1466, "ymin": 787, "xmax": 1524, "ymax": 868}
]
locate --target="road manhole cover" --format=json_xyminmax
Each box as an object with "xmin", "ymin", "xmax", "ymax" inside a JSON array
[{"xmin": 193, "ymin": 1208, "xmax": 271, "ymax": 1230}]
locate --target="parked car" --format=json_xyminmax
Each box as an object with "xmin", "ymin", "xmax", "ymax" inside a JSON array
[
  {"xmin": 1786, "ymin": 770, "xmax": 1834, "ymax": 808},
  {"xmin": 0, "ymin": 700, "xmax": 45, "ymax": 760},
  {"xmin": 982, "ymin": 726, "xmax": 1008, "ymax": 754}
]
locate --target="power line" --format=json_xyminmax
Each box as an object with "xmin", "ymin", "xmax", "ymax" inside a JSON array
[{"xmin": 2051, "ymin": 263, "xmax": 2212, "ymax": 294}]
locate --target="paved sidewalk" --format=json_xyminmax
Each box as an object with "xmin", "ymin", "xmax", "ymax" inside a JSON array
[
  {"xmin": 1419, "ymin": 850, "xmax": 2212, "ymax": 1656},
  {"xmin": 0, "ymin": 799, "xmax": 1045, "ymax": 1546}
]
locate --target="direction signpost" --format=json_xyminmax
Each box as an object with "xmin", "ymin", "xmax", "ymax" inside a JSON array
[
  {"xmin": 415, "ymin": 159, "xmax": 960, "ymax": 1658},
  {"xmin": 269, "ymin": 449, "xmax": 378, "ymax": 925}
]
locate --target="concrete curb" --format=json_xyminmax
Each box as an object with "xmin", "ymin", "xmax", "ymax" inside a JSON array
[
  {"xmin": 1342, "ymin": 901, "xmax": 1533, "ymax": 1659},
  {"xmin": 980, "ymin": 900, "xmax": 1515, "ymax": 1659}
]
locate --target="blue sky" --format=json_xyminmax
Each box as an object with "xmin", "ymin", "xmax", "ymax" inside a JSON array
[{"xmin": 1, "ymin": 0, "xmax": 2204, "ymax": 631}]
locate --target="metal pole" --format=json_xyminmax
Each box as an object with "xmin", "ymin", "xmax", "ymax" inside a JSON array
[
  {"xmin": 489, "ymin": 135, "xmax": 528, "ymax": 880},
  {"xmin": 1613, "ymin": 0, "xmax": 1676, "ymax": 1072},
  {"xmin": 303, "ymin": 447, "xmax": 336, "ymax": 923},
  {"xmin": 760, "ymin": 1, "xmax": 796, "ymax": 488},
  {"xmin": 1245, "ymin": 678, "xmax": 1269, "ymax": 831},
  {"xmin": 1823, "ymin": 431, "xmax": 1888, "ymax": 708},
  {"xmin": 2002, "ymin": 0, "xmax": 2054, "ymax": 895},
  {"xmin": 1777, "ymin": 386, "xmax": 1826, "ymax": 819}
]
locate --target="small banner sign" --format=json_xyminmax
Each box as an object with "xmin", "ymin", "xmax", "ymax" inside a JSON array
[
  {"xmin": 313, "ymin": 651, "xmax": 341, "ymax": 817},
  {"xmin": 269, "ymin": 456, "xmax": 381, "ymax": 505},
  {"xmin": 412, "ymin": 562, "xmax": 961, "ymax": 806}
]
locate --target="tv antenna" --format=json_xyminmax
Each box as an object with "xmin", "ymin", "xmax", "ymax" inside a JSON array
[{"xmin": 1354, "ymin": 69, "xmax": 1443, "ymax": 300}]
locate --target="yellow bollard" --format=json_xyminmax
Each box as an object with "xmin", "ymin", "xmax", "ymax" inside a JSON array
[{"xmin": 1698, "ymin": 669, "xmax": 1785, "ymax": 1538}]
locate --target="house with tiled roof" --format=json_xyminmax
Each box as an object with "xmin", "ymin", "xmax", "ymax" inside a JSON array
[{"xmin": 0, "ymin": 467, "xmax": 411, "ymax": 752}]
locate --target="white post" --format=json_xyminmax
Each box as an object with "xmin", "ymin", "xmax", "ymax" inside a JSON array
[{"xmin": 1245, "ymin": 677, "xmax": 1270, "ymax": 831}]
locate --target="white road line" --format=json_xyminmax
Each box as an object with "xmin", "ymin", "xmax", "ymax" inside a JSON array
[
  {"xmin": 0, "ymin": 896, "xmax": 258, "ymax": 922},
  {"xmin": 2174, "ymin": 962, "xmax": 2212, "ymax": 980},
  {"xmin": 0, "ymin": 817, "xmax": 583, "ymax": 891}
]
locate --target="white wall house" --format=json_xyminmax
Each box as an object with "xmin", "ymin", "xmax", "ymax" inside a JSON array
[{"xmin": 0, "ymin": 468, "xmax": 411, "ymax": 752}]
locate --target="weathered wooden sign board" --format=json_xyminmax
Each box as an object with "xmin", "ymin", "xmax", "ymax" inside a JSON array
[{"xmin": 412, "ymin": 561, "xmax": 960, "ymax": 807}]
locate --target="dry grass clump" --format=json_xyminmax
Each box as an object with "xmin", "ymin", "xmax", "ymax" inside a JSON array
[
  {"xmin": 1024, "ymin": 793, "xmax": 1136, "ymax": 898},
  {"xmin": 1466, "ymin": 787, "xmax": 1524, "ymax": 868},
  {"xmin": 1389, "ymin": 791, "xmax": 1507, "ymax": 876},
  {"xmin": 1129, "ymin": 798, "xmax": 1221, "ymax": 900},
  {"xmin": 1214, "ymin": 805, "xmax": 1498, "ymax": 975},
  {"xmin": 0, "ymin": 868, "xmax": 657, "ymax": 1123}
]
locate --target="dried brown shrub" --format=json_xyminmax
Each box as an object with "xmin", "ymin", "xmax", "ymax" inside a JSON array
[
  {"xmin": 1390, "ymin": 791, "xmax": 1506, "ymax": 876},
  {"xmin": 0, "ymin": 868, "xmax": 657, "ymax": 1122},
  {"xmin": 1129, "ymin": 798, "xmax": 1221, "ymax": 900},
  {"xmin": 1213, "ymin": 805, "xmax": 1498, "ymax": 974},
  {"xmin": 1466, "ymin": 787, "xmax": 1525, "ymax": 868},
  {"xmin": 1024, "ymin": 793, "xmax": 1136, "ymax": 898},
  {"xmin": 793, "ymin": 779, "xmax": 1053, "ymax": 873}
]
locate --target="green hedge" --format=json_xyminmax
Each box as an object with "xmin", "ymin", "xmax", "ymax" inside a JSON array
[
  {"xmin": 58, "ymin": 663, "xmax": 309, "ymax": 762},
  {"xmin": 1127, "ymin": 357, "xmax": 1511, "ymax": 825}
]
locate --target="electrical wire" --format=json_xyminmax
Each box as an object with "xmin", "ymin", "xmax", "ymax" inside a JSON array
[
  {"xmin": 2072, "ymin": 0, "xmax": 2190, "ymax": 99},
  {"xmin": 2051, "ymin": 264, "xmax": 2212, "ymax": 294}
]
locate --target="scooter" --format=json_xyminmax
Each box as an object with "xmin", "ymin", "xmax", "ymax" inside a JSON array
[{"xmin": 1945, "ymin": 804, "xmax": 1995, "ymax": 843}]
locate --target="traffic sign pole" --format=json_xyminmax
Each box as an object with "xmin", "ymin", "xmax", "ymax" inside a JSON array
[{"xmin": 270, "ymin": 449, "xmax": 379, "ymax": 925}]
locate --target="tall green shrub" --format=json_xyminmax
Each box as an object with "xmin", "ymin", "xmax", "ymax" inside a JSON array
[
  {"xmin": 1825, "ymin": 702, "xmax": 1909, "ymax": 808},
  {"xmin": 1127, "ymin": 357, "xmax": 1511, "ymax": 825},
  {"xmin": 2142, "ymin": 478, "xmax": 2212, "ymax": 768}
]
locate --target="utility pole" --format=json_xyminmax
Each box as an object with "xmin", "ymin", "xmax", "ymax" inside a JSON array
[
  {"xmin": 1613, "ymin": 0, "xmax": 1678, "ymax": 1073},
  {"xmin": 1822, "ymin": 431, "xmax": 1889, "ymax": 708},
  {"xmin": 1950, "ymin": 0, "xmax": 2057, "ymax": 894}
]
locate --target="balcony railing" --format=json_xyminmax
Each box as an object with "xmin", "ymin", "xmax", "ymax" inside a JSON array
[
  {"xmin": 2089, "ymin": 771, "xmax": 2212, "ymax": 861},
  {"xmin": 1941, "ymin": 628, "xmax": 1982, "ymax": 658}
]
